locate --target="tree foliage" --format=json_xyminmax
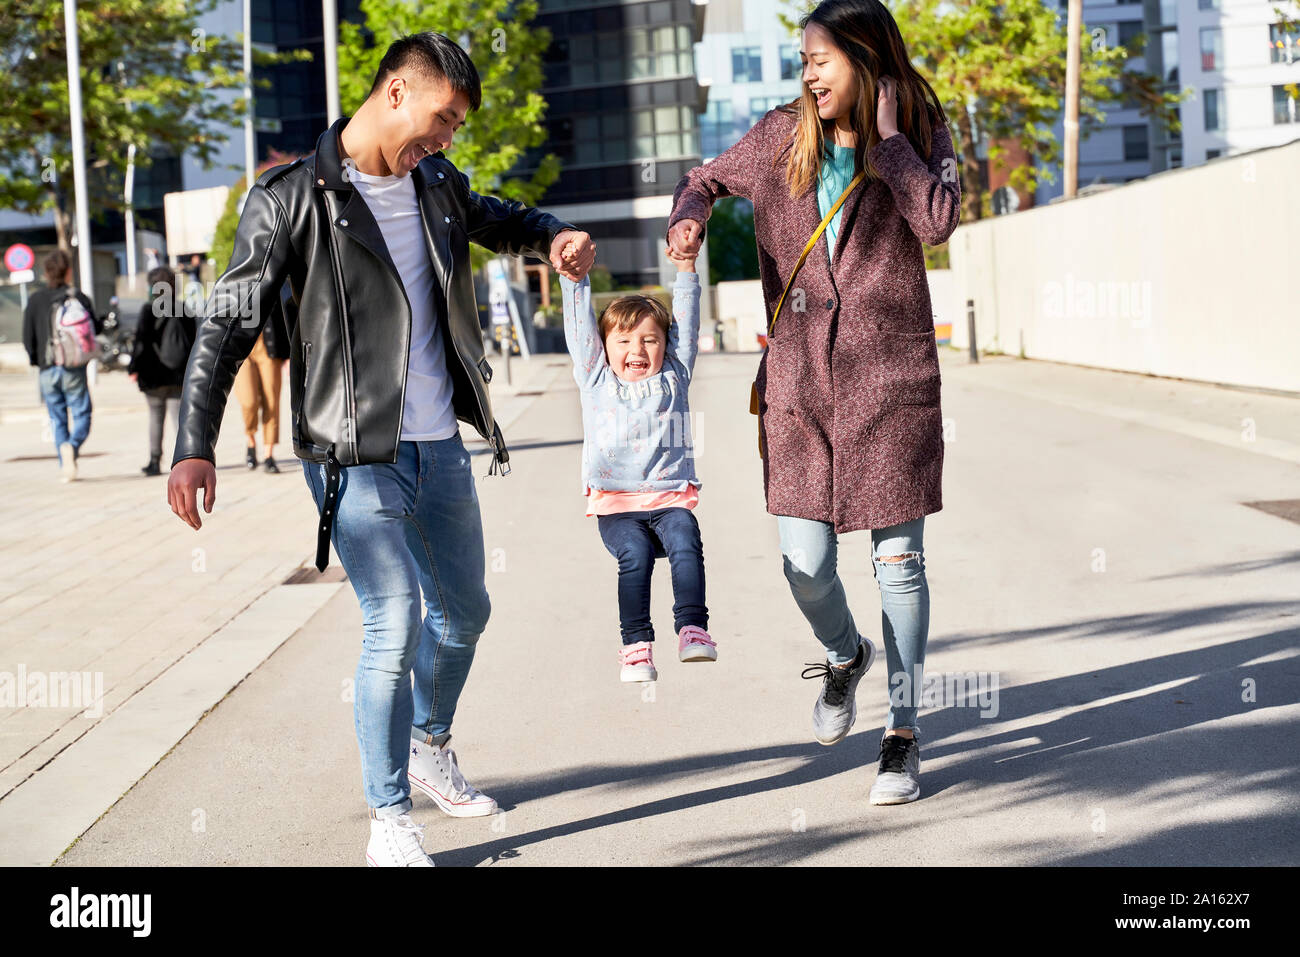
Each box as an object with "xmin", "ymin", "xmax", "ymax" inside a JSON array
[
  {"xmin": 338, "ymin": 0, "xmax": 561, "ymax": 216},
  {"xmin": 0, "ymin": 0, "xmax": 307, "ymax": 250},
  {"xmin": 779, "ymin": 0, "xmax": 1189, "ymax": 220}
]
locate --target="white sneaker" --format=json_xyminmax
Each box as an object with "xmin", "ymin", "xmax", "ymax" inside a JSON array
[
  {"xmin": 59, "ymin": 443, "xmax": 77, "ymax": 482},
  {"xmin": 407, "ymin": 737, "xmax": 498, "ymax": 818},
  {"xmin": 365, "ymin": 813, "xmax": 435, "ymax": 867}
]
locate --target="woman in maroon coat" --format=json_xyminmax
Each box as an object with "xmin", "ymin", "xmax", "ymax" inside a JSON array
[{"xmin": 667, "ymin": 0, "xmax": 960, "ymax": 804}]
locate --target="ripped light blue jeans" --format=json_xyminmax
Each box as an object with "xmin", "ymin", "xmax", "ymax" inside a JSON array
[
  {"xmin": 303, "ymin": 436, "xmax": 490, "ymax": 818},
  {"xmin": 777, "ymin": 515, "xmax": 929, "ymax": 736}
]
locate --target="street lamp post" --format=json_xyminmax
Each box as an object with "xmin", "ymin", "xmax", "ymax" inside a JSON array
[
  {"xmin": 323, "ymin": 0, "xmax": 341, "ymax": 124},
  {"xmin": 243, "ymin": 0, "xmax": 256, "ymax": 190},
  {"xmin": 63, "ymin": 0, "xmax": 94, "ymax": 295}
]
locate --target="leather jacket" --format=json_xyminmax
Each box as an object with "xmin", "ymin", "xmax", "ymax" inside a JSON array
[{"xmin": 172, "ymin": 117, "xmax": 576, "ymax": 569}]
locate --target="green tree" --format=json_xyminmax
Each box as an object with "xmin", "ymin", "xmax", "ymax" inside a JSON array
[
  {"xmin": 779, "ymin": 0, "xmax": 1188, "ymax": 221},
  {"xmin": 0, "ymin": 0, "xmax": 307, "ymax": 251},
  {"xmin": 706, "ymin": 196, "xmax": 760, "ymax": 284},
  {"xmin": 338, "ymin": 0, "xmax": 562, "ymax": 272}
]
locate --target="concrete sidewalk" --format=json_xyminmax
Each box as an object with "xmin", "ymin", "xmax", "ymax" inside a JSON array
[
  {"xmin": 47, "ymin": 348, "xmax": 1300, "ymax": 866},
  {"xmin": 0, "ymin": 353, "xmax": 564, "ymax": 865}
]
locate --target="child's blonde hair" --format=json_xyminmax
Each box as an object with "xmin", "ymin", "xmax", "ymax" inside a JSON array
[{"xmin": 598, "ymin": 295, "xmax": 671, "ymax": 342}]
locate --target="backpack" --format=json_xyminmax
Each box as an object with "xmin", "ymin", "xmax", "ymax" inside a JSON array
[
  {"xmin": 154, "ymin": 299, "xmax": 196, "ymax": 372},
  {"xmin": 46, "ymin": 289, "xmax": 100, "ymax": 368}
]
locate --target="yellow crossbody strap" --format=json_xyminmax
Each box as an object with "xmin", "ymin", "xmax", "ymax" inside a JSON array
[{"xmin": 768, "ymin": 170, "xmax": 864, "ymax": 337}]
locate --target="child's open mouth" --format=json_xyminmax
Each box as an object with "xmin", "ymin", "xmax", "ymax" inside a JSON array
[{"xmin": 624, "ymin": 359, "xmax": 649, "ymax": 373}]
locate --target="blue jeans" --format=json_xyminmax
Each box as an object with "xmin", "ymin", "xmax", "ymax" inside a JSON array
[
  {"xmin": 596, "ymin": 507, "xmax": 708, "ymax": 644},
  {"xmin": 302, "ymin": 436, "xmax": 490, "ymax": 818},
  {"xmin": 777, "ymin": 515, "xmax": 929, "ymax": 735},
  {"xmin": 39, "ymin": 366, "xmax": 92, "ymax": 464}
]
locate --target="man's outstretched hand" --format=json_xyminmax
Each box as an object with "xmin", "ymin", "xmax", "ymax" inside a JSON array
[
  {"xmin": 550, "ymin": 230, "xmax": 596, "ymax": 280},
  {"xmin": 168, "ymin": 458, "xmax": 217, "ymax": 530}
]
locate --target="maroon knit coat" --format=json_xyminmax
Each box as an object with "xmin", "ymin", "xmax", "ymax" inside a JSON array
[{"xmin": 668, "ymin": 106, "xmax": 961, "ymax": 533}]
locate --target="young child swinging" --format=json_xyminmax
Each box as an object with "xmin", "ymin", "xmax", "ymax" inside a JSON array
[{"xmin": 560, "ymin": 240, "xmax": 715, "ymax": 682}]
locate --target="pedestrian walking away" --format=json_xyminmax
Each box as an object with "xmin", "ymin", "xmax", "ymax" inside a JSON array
[
  {"xmin": 166, "ymin": 31, "xmax": 597, "ymax": 866},
  {"xmin": 561, "ymin": 240, "xmax": 715, "ymax": 685},
  {"xmin": 232, "ymin": 285, "xmax": 294, "ymax": 473},
  {"xmin": 128, "ymin": 266, "xmax": 197, "ymax": 477},
  {"xmin": 22, "ymin": 248, "xmax": 102, "ymax": 484},
  {"xmin": 667, "ymin": 0, "xmax": 962, "ymax": 805}
]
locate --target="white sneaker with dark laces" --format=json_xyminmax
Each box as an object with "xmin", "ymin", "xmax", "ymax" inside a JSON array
[
  {"xmin": 407, "ymin": 737, "xmax": 498, "ymax": 818},
  {"xmin": 366, "ymin": 813, "xmax": 435, "ymax": 867},
  {"xmin": 801, "ymin": 637, "xmax": 876, "ymax": 746}
]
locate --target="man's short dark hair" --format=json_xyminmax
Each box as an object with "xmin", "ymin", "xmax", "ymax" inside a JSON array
[
  {"xmin": 44, "ymin": 249, "xmax": 70, "ymax": 285},
  {"xmin": 368, "ymin": 33, "xmax": 482, "ymax": 110}
]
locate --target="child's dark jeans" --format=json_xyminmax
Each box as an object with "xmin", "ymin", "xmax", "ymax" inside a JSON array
[{"xmin": 596, "ymin": 506, "xmax": 708, "ymax": 645}]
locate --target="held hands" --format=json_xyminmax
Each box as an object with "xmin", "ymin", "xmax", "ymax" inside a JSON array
[
  {"xmin": 666, "ymin": 219, "xmax": 703, "ymax": 261},
  {"xmin": 877, "ymin": 75, "xmax": 900, "ymax": 140},
  {"xmin": 664, "ymin": 242, "xmax": 696, "ymax": 273},
  {"xmin": 550, "ymin": 230, "xmax": 596, "ymax": 281}
]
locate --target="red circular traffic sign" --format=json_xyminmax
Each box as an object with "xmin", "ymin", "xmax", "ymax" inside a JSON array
[{"xmin": 4, "ymin": 244, "xmax": 34, "ymax": 273}]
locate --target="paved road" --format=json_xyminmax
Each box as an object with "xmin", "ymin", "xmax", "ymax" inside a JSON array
[{"xmin": 19, "ymin": 348, "xmax": 1300, "ymax": 866}]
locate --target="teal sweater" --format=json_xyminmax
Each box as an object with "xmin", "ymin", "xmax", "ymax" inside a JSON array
[{"xmin": 817, "ymin": 141, "xmax": 857, "ymax": 262}]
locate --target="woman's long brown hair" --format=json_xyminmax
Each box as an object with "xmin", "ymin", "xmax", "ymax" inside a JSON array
[{"xmin": 773, "ymin": 0, "xmax": 949, "ymax": 198}]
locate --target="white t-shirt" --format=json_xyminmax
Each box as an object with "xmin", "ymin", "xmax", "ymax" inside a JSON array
[{"xmin": 345, "ymin": 159, "xmax": 459, "ymax": 441}]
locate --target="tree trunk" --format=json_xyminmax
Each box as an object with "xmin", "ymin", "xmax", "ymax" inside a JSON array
[
  {"xmin": 49, "ymin": 185, "xmax": 72, "ymax": 255},
  {"xmin": 954, "ymin": 108, "xmax": 984, "ymax": 222}
]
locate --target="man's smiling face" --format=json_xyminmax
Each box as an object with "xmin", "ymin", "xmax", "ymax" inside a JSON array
[{"xmin": 380, "ymin": 73, "xmax": 470, "ymax": 176}]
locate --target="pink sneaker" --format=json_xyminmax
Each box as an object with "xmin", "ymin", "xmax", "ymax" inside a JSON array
[
  {"xmin": 678, "ymin": 625, "xmax": 717, "ymax": 662},
  {"xmin": 619, "ymin": 641, "xmax": 657, "ymax": 682}
]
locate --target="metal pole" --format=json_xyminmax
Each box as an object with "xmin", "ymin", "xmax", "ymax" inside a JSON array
[
  {"xmin": 966, "ymin": 299, "xmax": 979, "ymax": 363},
  {"xmin": 243, "ymin": 0, "xmax": 256, "ymax": 188},
  {"xmin": 1063, "ymin": 0, "xmax": 1082, "ymax": 198},
  {"xmin": 63, "ymin": 0, "xmax": 93, "ymax": 295},
  {"xmin": 121, "ymin": 61, "xmax": 137, "ymax": 290},
  {"xmin": 323, "ymin": 0, "xmax": 341, "ymax": 124},
  {"xmin": 124, "ymin": 142, "xmax": 137, "ymax": 289}
]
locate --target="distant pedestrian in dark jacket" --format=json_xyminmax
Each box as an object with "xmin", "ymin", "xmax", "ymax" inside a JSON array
[
  {"xmin": 22, "ymin": 249, "xmax": 101, "ymax": 483},
  {"xmin": 129, "ymin": 266, "xmax": 196, "ymax": 476}
]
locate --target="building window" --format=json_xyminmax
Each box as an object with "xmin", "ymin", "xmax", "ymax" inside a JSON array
[
  {"xmin": 1166, "ymin": 146, "xmax": 1182, "ymax": 169},
  {"xmin": 701, "ymin": 99, "xmax": 734, "ymax": 157},
  {"xmin": 1269, "ymin": 23, "xmax": 1298, "ymax": 65},
  {"xmin": 631, "ymin": 104, "xmax": 696, "ymax": 160},
  {"xmin": 1206, "ymin": 148, "xmax": 1222, "ymax": 160},
  {"xmin": 749, "ymin": 96, "xmax": 790, "ymax": 122},
  {"xmin": 1158, "ymin": 0, "xmax": 1177, "ymax": 27},
  {"xmin": 1161, "ymin": 30, "xmax": 1179, "ymax": 83},
  {"xmin": 1123, "ymin": 124, "xmax": 1149, "ymax": 161},
  {"xmin": 1198, "ymin": 0, "xmax": 1220, "ymax": 8},
  {"xmin": 780, "ymin": 43, "xmax": 799, "ymax": 81},
  {"xmin": 1118, "ymin": 20, "xmax": 1144, "ymax": 55},
  {"xmin": 1203, "ymin": 88, "xmax": 1223, "ymax": 131},
  {"xmin": 1200, "ymin": 28, "xmax": 1222, "ymax": 71},
  {"xmin": 732, "ymin": 46, "xmax": 762, "ymax": 83},
  {"xmin": 1274, "ymin": 84, "xmax": 1299, "ymax": 124},
  {"xmin": 561, "ymin": 24, "xmax": 693, "ymax": 86}
]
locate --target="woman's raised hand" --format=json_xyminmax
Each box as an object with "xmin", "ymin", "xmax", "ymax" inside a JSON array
[
  {"xmin": 877, "ymin": 75, "xmax": 900, "ymax": 140},
  {"xmin": 667, "ymin": 219, "xmax": 704, "ymax": 259}
]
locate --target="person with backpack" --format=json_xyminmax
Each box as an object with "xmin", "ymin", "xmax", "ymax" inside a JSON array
[
  {"xmin": 22, "ymin": 249, "xmax": 101, "ymax": 483},
  {"xmin": 128, "ymin": 266, "xmax": 197, "ymax": 476}
]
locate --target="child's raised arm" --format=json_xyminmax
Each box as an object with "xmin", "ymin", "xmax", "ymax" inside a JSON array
[
  {"xmin": 668, "ymin": 271, "xmax": 701, "ymax": 379},
  {"xmin": 561, "ymin": 274, "xmax": 605, "ymax": 390}
]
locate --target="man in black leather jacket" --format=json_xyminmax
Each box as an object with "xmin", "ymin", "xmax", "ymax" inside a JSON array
[{"xmin": 167, "ymin": 33, "xmax": 595, "ymax": 866}]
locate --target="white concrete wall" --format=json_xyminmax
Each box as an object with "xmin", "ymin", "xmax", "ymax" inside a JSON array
[{"xmin": 949, "ymin": 137, "xmax": 1300, "ymax": 393}]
